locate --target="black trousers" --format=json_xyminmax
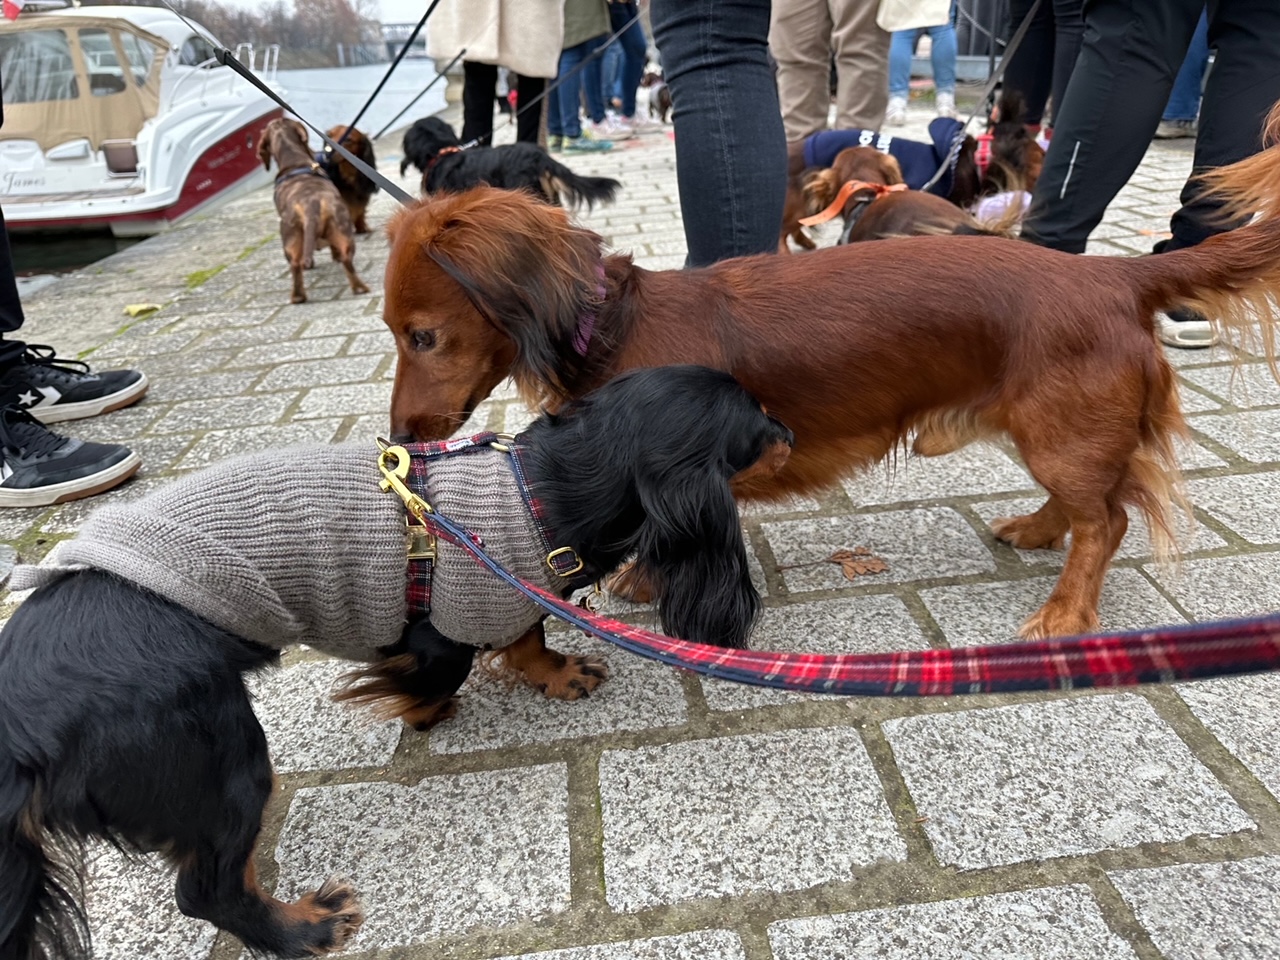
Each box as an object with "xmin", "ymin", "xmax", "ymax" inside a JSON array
[
  {"xmin": 1002, "ymin": 0, "xmax": 1086, "ymax": 128},
  {"xmin": 0, "ymin": 207, "xmax": 27, "ymax": 368},
  {"xmin": 461, "ymin": 61, "xmax": 546, "ymax": 146},
  {"xmin": 1022, "ymin": 0, "xmax": 1280, "ymax": 254}
]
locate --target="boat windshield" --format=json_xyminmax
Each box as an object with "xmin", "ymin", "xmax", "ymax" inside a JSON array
[{"xmin": 0, "ymin": 29, "xmax": 78, "ymax": 103}]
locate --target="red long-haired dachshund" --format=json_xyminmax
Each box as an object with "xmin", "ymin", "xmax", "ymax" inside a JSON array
[{"xmin": 382, "ymin": 103, "xmax": 1280, "ymax": 648}]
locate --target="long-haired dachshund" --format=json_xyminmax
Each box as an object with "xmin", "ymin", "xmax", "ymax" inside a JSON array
[
  {"xmin": 0, "ymin": 365, "xmax": 792, "ymax": 960},
  {"xmin": 380, "ymin": 100, "xmax": 1280, "ymax": 643},
  {"xmin": 399, "ymin": 116, "xmax": 620, "ymax": 209},
  {"xmin": 258, "ymin": 118, "xmax": 370, "ymax": 304},
  {"xmin": 322, "ymin": 124, "xmax": 378, "ymax": 234}
]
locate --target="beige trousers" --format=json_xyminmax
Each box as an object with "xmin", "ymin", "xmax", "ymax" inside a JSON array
[{"xmin": 770, "ymin": 0, "xmax": 891, "ymax": 141}]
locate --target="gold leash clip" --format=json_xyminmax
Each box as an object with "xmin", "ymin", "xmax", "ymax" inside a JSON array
[{"xmin": 376, "ymin": 441, "xmax": 437, "ymax": 560}]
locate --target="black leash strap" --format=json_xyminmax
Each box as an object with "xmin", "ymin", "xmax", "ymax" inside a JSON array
[
  {"xmin": 336, "ymin": 0, "xmax": 442, "ymax": 146},
  {"xmin": 458, "ymin": 9, "xmax": 643, "ymax": 149},
  {"xmin": 373, "ymin": 48, "xmax": 466, "ymax": 142}
]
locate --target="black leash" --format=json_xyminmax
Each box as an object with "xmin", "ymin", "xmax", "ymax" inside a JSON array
[
  {"xmin": 458, "ymin": 9, "xmax": 643, "ymax": 150},
  {"xmin": 373, "ymin": 48, "xmax": 466, "ymax": 142},
  {"xmin": 335, "ymin": 0, "xmax": 441, "ymax": 147}
]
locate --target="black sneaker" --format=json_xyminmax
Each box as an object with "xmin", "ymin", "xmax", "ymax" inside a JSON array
[
  {"xmin": 0, "ymin": 344, "xmax": 148, "ymax": 424},
  {"xmin": 0, "ymin": 407, "xmax": 140, "ymax": 507}
]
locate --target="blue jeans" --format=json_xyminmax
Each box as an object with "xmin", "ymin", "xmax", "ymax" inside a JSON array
[
  {"xmin": 889, "ymin": 4, "xmax": 957, "ymax": 97},
  {"xmin": 604, "ymin": 1, "xmax": 647, "ymax": 117},
  {"xmin": 650, "ymin": 0, "xmax": 785, "ymax": 266},
  {"xmin": 546, "ymin": 35, "xmax": 608, "ymax": 139},
  {"xmin": 1163, "ymin": 9, "xmax": 1209, "ymax": 121}
]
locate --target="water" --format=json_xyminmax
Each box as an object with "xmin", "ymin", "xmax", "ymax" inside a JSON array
[{"xmin": 6, "ymin": 62, "xmax": 447, "ymax": 278}]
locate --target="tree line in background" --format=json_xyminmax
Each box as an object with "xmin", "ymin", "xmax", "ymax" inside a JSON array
[{"xmin": 81, "ymin": 0, "xmax": 385, "ymax": 68}]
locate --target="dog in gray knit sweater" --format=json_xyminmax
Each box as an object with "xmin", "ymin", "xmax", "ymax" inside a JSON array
[{"xmin": 0, "ymin": 366, "xmax": 793, "ymax": 960}]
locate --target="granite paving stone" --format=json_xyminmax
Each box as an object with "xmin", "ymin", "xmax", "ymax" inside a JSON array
[
  {"xmin": 293, "ymin": 381, "xmax": 392, "ymax": 418},
  {"xmin": 299, "ymin": 311, "xmax": 387, "ymax": 339},
  {"xmin": 1191, "ymin": 409, "xmax": 1280, "ymax": 463},
  {"xmin": 248, "ymin": 658, "xmax": 402, "ymax": 773},
  {"xmin": 1147, "ymin": 551, "xmax": 1280, "ymax": 621},
  {"xmin": 346, "ymin": 329, "xmax": 397, "ymax": 355},
  {"xmin": 599, "ymin": 727, "xmax": 907, "ymax": 911},
  {"xmin": 230, "ymin": 334, "xmax": 349, "ymax": 364},
  {"xmin": 768, "ymin": 886, "xmax": 1138, "ymax": 960},
  {"xmin": 273, "ymin": 766, "xmax": 571, "ymax": 949},
  {"xmin": 920, "ymin": 567, "xmax": 1187, "ymax": 644},
  {"xmin": 1109, "ymin": 857, "xmax": 1280, "ymax": 960},
  {"xmin": 841, "ymin": 444, "xmax": 1035, "ymax": 506},
  {"xmin": 176, "ymin": 419, "xmax": 344, "ymax": 467},
  {"xmin": 762, "ymin": 509, "xmax": 997, "ymax": 593},
  {"xmin": 701, "ymin": 595, "xmax": 929, "ymax": 711},
  {"xmin": 1185, "ymin": 472, "xmax": 1280, "ymax": 544},
  {"xmin": 254, "ymin": 355, "xmax": 383, "ymax": 391},
  {"xmin": 146, "ymin": 369, "xmax": 262, "ymax": 402},
  {"xmin": 150, "ymin": 393, "xmax": 298, "ymax": 433},
  {"xmin": 1175, "ymin": 673, "xmax": 1280, "ymax": 800},
  {"xmin": 883, "ymin": 694, "xmax": 1254, "ymax": 870},
  {"xmin": 1179, "ymin": 362, "xmax": 1280, "ymax": 408},
  {"xmin": 487, "ymin": 931, "xmax": 747, "ymax": 960}
]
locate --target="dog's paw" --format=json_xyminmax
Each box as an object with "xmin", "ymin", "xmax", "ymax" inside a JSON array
[
  {"xmin": 991, "ymin": 514, "xmax": 1067, "ymax": 551},
  {"xmin": 541, "ymin": 653, "xmax": 609, "ymax": 700},
  {"xmin": 291, "ymin": 293, "xmax": 308, "ymax": 305},
  {"xmin": 295, "ymin": 876, "xmax": 364, "ymax": 953},
  {"xmin": 1018, "ymin": 603, "xmax": 1098, "ymax": 640},
  {"xmin": 603, "ymin": 563, "xmax": 655, "ymax": 604},
  {"xmin": 402, "ymin": 696, "xmax": 459, "ymax": 731},
  {"xmin": 352, "ymin": 279, "xmax": 371, "ymax": 295}
]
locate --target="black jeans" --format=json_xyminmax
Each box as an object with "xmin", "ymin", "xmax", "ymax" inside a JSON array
[
  {"xmin": 461, "ymin": 61, "xmax": 546, "ymax": 146},
  {"xmin": 1023, "ymin": 0, "xmax": 1280, "ymax": 255},
  {"xmin": 0, "ymin": 207, "xmax": 27, "ymax": 369},
  {"xmin": 650, "ymin": 0, "xmax": 786, "ymax": 267},
  {"xmin": 1002, "ymin": 0, "xmax": 1085, "ymax": 128}
]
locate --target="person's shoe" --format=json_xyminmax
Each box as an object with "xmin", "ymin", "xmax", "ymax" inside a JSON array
[
  {"xmin": 0, "ymin": 344, "xmax": 148, "ymax": 424},
  {"xmin": 587, "ymin": 117, "xmax": 634, "ymax": 141},
  {"xmin": 0, "ymin": 407, "xmax": 140, "ymax": 507},
  {"xmin": 548, "ymin": 134, "xmax": 564, "ymax": 152},
  {"xmin": 886, "ymin": 96, "xmax": 908, "ymax": 126},
  {"xmin": 628, "ymin": 112, "xmax": 663, "ymax": 135},
  {"xmin": 935, "ymin": 91, "xmax": 957, "ymax": 119},
  {"xmin": 1154, "ymin": 118, "xmax": 1197, "ymax": 140},
  {"xmin": 1157, "ymin": 306, "xmax": 1219, "ymax": 349},
  {"xmin": 563, "ymin": 133, "xmax": 614, "ymax": 153}
]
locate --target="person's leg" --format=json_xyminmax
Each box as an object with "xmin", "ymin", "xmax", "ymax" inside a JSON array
[
  {"xmin": 614, "ymin": 1, "xmax": 647, "ymax": 118},
  {"xmin": 1021, "ymin": 0, "xmax": 1202, "ymax": 254},
  {"xmin": 0, "ymin": 207, "xmax": 28, "ymax": 370},
  {"xmin": 580, "ymin": 34, "xmax": 609, "ymax": 124},
  {"xmin": 1159, "ymin": 8, "xmax": 1209, "ymax": 126},
  {"xmin": 831, "ymin": 0, "xmax": 891, "ymax": 129},
  {"xmin": 651, "ymin": 0, "xmax": 786, "ymax": 265},
  {"xmin": 461, "ymin": 60, "xmax": 499, "ymax": 147},
  {"xmin": 555, "ymin": 44, "xmax": 586, "ymax": 139},
  {"xmin": 888, "ymin": 29, "xmax": 915, "ymax": 99},
  {"xmin": 769, "ymin": 0, "xmax": 834, "ymax": 141},
  {"xmin": 930, "ymin": 18, "xmax": 957, "ymax": 94},
  {"xmin": 1166, "ymin": 0, "xmax": 1280, "ymax": 252},
  {"xmin": 601, "ymin": 42, "xmax": 622, "ymax": 111},
  {"xmin": 1002, "ymin": 0, "xmax": 1057, "ymax": 126},
  {"xmin": 515, "ymin": 74, "xmax": 545, "ymax": 143},
  {"xmin": 1045, "ymin": 0, "xmax": 1086, "ymax": 131}
]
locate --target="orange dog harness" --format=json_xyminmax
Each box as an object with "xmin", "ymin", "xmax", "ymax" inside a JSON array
[{"xmin": 799, "ymin": 180, "xmax": 908, "ymax": 226}]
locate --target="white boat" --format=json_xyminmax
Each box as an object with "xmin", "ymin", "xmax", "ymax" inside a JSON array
[{"xmin": 0, "ymin": 3, "xmax": 284, "ymax": 236}]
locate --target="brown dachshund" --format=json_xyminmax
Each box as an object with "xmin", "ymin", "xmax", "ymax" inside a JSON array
[
  {"xmin": 257, "ymin": 118, "xmax": 370, "ymax": 304},
  {"xmin": 379, "ymin": 101, "xmax": 1280, "ymax": 647},
  {"xmin": 324, "ymin": 124, "xmax": 378, "ymax": 234}
]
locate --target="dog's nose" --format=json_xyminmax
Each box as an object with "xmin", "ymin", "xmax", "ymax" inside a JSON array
[{"xmin": 771, "ymin": 418, "xmax": 795, "ymax": 448}]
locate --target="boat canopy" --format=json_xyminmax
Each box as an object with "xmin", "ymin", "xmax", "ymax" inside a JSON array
[{"xmin": 0, "ymin": 13, "xmax": 168, "ymax": 151}]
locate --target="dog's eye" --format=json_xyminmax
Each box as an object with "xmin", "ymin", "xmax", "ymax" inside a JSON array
[{"xmin": 410, "ymin": 329, "xmax": 436, "ymax": 352}]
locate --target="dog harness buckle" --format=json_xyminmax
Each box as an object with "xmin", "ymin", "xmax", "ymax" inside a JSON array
[
  {"xmin": 405, "ymin": 518, "xmax": 436, "ymax": 560},
  {"xmin": 545, "ymin": 545, "xmax": 585, "ymax": 577}
]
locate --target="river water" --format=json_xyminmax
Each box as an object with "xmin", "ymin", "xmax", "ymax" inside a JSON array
[{"xmin": 9, "ymin": 61, "xmax": 446, "ymax": 281}]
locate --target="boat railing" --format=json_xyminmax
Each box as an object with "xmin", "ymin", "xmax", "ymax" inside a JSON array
[
  {"xmin": 262, "ymin": 45, "xmax": 280, "ymax": 81},
  {"xmin": 234, "ymin": 42, "xmax": 256, "ymax": 73},
  {"xmin": 166, "ymin": 56, "xmax": 221, "ymax": 108}
]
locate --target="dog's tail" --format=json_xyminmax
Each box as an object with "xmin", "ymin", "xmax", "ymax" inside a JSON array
[
  {"xmin": 0, "ymin": 746, "xmax": 89, "ymax": 960},
  {"xmin": 539, "ymin": 158, "xmax": 621, "ymax": 210},
  {"xmin": 1122, "ymin": 99, "xmax": 1280, "ymax": 383},
  {"xmin": 302, "ymin": 211, "xmax": 319, "ymax": 271}
]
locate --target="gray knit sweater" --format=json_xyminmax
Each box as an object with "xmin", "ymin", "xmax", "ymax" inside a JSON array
[{"xmin": 10, "ymin": 442, "xmax": 562, "ymax": 661}]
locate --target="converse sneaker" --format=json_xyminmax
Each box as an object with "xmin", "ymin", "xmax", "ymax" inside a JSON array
[
  {"xmin": 886, "ymin": 95, "xmax": 908, "ymax": 126},
  {"xmin": 0, "ymin": 344, "xmax": 148, "ymax": 424},
  {"xmin": 0, "ymin": 407, "xmax": 140, "ymax": 507}
]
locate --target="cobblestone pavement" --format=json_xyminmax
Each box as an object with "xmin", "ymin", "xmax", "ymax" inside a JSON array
[{"xmin": 5, "ymin": 100, "xmax": 1279, "ymax": 960}]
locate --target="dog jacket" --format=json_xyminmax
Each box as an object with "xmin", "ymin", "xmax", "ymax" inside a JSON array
[
  {"xmin": 801, "ymin": 117, "xmax": 967, "ymax": 197},
  {"xmin": 9, "ymin": 442, "xmax": 563, "ymax": 661}
]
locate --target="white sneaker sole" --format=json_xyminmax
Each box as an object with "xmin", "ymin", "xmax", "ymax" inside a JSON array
[
  {"xmin": 30, "ymin": 373, "xmax": 150, "ymax": 424},
  {"xmin": 0, "ymin": 451, "xmax": 142, "ymax": 508}
]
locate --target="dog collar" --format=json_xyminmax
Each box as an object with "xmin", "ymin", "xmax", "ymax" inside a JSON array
[
  {"xmin": 573, "ymin": 261, "xmax": 608, "ymax": 356},
  {"xmin": 274, "ymin": 162, "xmax": 329, "ymax": 186},
  {"xmin": 376, "ymin": 434, "xmax": 594, "ymax": 619},
  {"xmin": 426, "ymin": 145, "xmax": 462, "ymax": 173},
  {"xmin": 800, "ymin": 180, "xmax": 907, "ymax": 227}
]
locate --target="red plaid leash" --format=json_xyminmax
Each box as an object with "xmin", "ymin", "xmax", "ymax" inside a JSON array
[{"xmin": 380, "ymin": 440, "xmax": 1280, "ymax": 696}]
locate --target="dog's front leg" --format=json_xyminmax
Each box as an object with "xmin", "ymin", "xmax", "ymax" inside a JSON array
[{"xmin": 497, "ymin": 621, "xmax": 608, "ymax": 700}]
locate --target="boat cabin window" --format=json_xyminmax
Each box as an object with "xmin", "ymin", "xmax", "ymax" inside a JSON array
[
  {"xmin": 179, "ymin": 35, "xmax": 218, "ymax": 66},
  {"xmin": 118, "ymin": 31, "xmax": 158, "ymax": 86},
  {"xmin": 78, "ymin": 28, "xmax": 127, "ymax": 96},
  {"xmin": 0, "ymin": 29, "xmax": 78, "ymax": 102}
]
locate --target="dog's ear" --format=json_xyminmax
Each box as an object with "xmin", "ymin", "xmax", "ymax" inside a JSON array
[
  {"xmin": 879, "ymin": 153, "xmax": 905, "ymax": 185},
  {"xmin": 419, "ymin": 189, "xmax": 607, "ymax": 399},
  {"xmin": 949, "ymin": 136, "xmax": 982, "ymax": 207},
  {"xmin": 634, "ymin": 469, "xmax": 760, "ymax": 648},
  {"xmin": 257, "ymin": 124, "xmax": 274, "ymax": 170},
  {"xmin": 802, "ymin": 168, "xmax": 841, "ymax": 214}
]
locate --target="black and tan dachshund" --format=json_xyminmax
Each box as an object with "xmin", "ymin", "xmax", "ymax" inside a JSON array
[{"xmin": 0, "ymin": 365, "xmax": 792, "ymax": 960}]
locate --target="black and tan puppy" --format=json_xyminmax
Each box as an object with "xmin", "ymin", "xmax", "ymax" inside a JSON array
[
  {"xmin": 257, "ymin": 118, "xmax": 370, "ymax": 304},
  {"xmin": 0, "ymin": 365, "xmax": 793, "ymax": 960},
  {"xmin": 323, "ymin": 124, "xmax": 378, "ymax": 234},
  {"xmin": 399, "ymin": 116, "xmax": 620, "ymax": 209}
]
